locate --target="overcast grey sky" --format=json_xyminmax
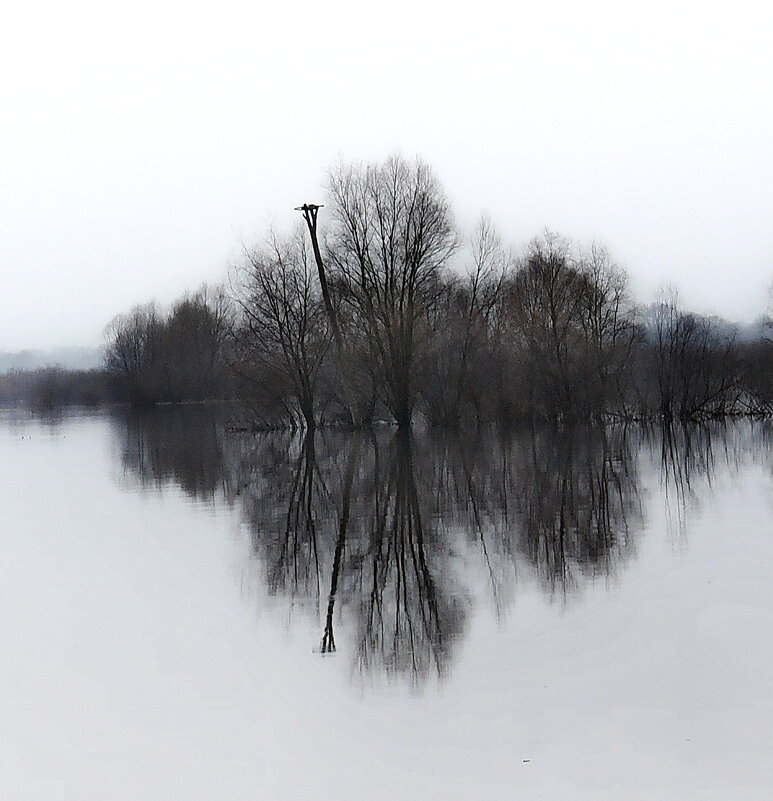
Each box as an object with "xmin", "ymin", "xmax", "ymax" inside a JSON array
[{"xmin": 1, "ymin": 0, "xmax": 771, "ymax": 350}]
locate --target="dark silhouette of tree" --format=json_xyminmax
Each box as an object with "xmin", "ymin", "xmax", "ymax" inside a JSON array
[
  {"xmin": 574, "ymin": 243, "xmax": 639, "ymax": 415},
  {"xmin": 296, "ymin": 203, "xmax": 362, "ymax": 428},
  {"xmin": 161, "ymin": 286, "xmax": 231, "ymax": 402},
  {"xmin": 232, "ymin": 229, "xmax": 331, "ymax": 430},
  {"xmin": 326, "ymin": 155, "xmax": 457, "ymax": 426},
  {"xmin": 95, "ymin": 155, "xmax": 773, "ymax": 426},
  {"xmin": 423, "ymin": 217, "xmax": 509, "ymax": 425},
  {"xmin": 104, "ymin": 287, "xmax": 231, "ymax": 405},
  {"xmin": 104, "ymin": 303, "xmax": 164, "ymax": 404},
  {"xmin": 650, "ymin": 288, "xmax": 742, "ymax": 419}
]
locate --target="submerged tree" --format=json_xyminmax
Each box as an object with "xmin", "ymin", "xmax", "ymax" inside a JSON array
[
  {"xmin": 296, "ymin": 203, "xmax": 362, "ymax": 428},
  {"xmin": 742, "ymin": 284, "xmax": 773, "ymax": 412},
  {"xmin": 504, "ymin": 232, "xmax": 587, "ymax": 418},
  {"xmin": 104, "ymin": 288, "xmax": 231, "ymax": 405},
  {"xmin": 649, "ymin": 288, "xmax": 742, "ymax": 419},
  {"xmin": 232, "ymin": 228, "xmax": 331, "ymax": 430},
  {"xmin": 326, "ymin": 155, "xmax": 458, "ymax": 426},
  {"xmin": 162, "ymin": 286, "xmax": 232, "ymax": 402},
  {"xmin": 104, "ymin": 302, "xmax": 164, "ymax": 404},
  {"xmin": 423, "ymin": 217, "xmax": 509, "ymax": 425},
  {"xmin": 100, "ymin": 155, "xmax": 772, "ymax": 424},
  {"xmin": 575, "ymin": 243, "xmax": 639, "ymax": 415}
]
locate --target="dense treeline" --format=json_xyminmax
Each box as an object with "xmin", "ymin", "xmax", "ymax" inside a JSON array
[
  {"xmin": 0, "ymin": 287, "xmax": 236, "ymax": 410},
  {"xmin": 220, "ymin": 155, "xmax": 772, "ymax": 428},
  {"xmin": 7, "ymin": 154, "xmax": 770, "ymax": 422},
  {"xmin": 103, "ymin": 285, "xmax": 234, "ymax": 405}
]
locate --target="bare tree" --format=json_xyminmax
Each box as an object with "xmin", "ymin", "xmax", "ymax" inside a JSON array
[
  {"xmin": 326, "ymin": 155, "xmax": 458, "ymax": 426},
  {"xmin": 104, "ymin": 303, "xmax": 163, "ymax": 404},
  {"xmin": 506, "ymin": 231, "xmax": 586, "ymax": 418},
  {"xmin": 742, "ymin": 283, "xmax": 773, "ymax": 411},
  {"xmin": 296, "ymin": 203, "xmax": 362, "ymax": 428},
  {"xmin": 575, "ymin": 243, "xmax": 639, "ymax": 416},
  {"xmin": 652, "ymin": 288, "xmax": 741, "ymax": 418},
  {"xmin": 232, "ymin": 227, "xmax": 330, "ymax": 430},
  {"xmin": 423, "ymin": 216, "xmax": 509, "ymax": 425},
  {"xmin": 162, "ymin": 284, "xmax": 232, "ymax": 402},
  {"xmin": 104, "ymin": 288, "xmax": 232, "ymax": 405}
]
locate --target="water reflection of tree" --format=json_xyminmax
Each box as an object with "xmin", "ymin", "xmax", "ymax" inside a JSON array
[
  {"xmin": 425, "ymin": 430, "xmax": 519, "ymax": 618},
  {"xmin": 428, "ymin": 426, "xmax": 642, "ymax": 600},
  {"xmin": 229, "ymin": 431, "xmax": 336, "ymax": 602},
  {"xmin": 113, "ymin": 410, "xmax": 647, "ymax": 683},
  {"xmin": 234, "ymin": 429, "xmax": 465, "ymax": 683},
  {"xmin": 113, "ymin": 406, "xmax": 228, "ymax": 501},
  {"xmin": 235, "ymin": 425, "xmax": 643, "ymax": 679},
  {"xmin": 763, "ymin": 420, "xmax": 773, "ymax": 478},
  {"xmin": 351, "ymin": 431, "xmax": 465, "ymax": 680},
  {"xmin": 649, "ymin": 422, "xmax": 749, "ymax": 539},
  {"xmin": 509, "ymin": 427, "xmax": 641, "ymax": 595}
]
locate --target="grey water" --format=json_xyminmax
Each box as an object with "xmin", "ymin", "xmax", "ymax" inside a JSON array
[{"xmin": 2, "ymin": 407, "xmax": 772, "ymax": 800}]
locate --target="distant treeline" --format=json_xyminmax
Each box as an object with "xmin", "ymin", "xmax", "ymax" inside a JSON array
[
  {"xmin": 6, "ymin": 155, "xmax": 772, "ymax": 424},
  {"xmin": 0, "ymin": 367, "xmax": 114, "ymax": 409}
]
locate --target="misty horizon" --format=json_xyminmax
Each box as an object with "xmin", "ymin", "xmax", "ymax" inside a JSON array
[
  {"xmin": 3, "ymin": 205, "xmax": 772, "ymax": 355},
  {"xmin": 4, "ymin": 203, "xmax": 772, "ymax": 353},
  {"xmin": 3, "ymin": 2, "xmax": 772, "ymax": 351}
]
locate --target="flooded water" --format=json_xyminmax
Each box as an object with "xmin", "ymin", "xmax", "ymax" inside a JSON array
[{"xmin": 2, "ymin": 408, "xmax": 772, "ymax": 800}]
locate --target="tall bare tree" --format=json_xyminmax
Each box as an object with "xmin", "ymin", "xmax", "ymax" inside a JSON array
[
  {"xmin": 423, "ymin": 216, "xmax": 509, "ymax": 425},
  {"xmin": 652, "ymin": 288, "xmax": 741, "ymax": 418},
  {"xmin": 232, "ymin": 228, "xmax": 330, "ymax": 430},
  {"xmin": 575, "ymin": 243, "xmax": 639, "ymax": 415},
  {"xmin": 296, "ymin": 203, "xmax": 362, "ymax": 427},
  {"xmin": 161, "ymin": 284, "xmax": 232, "ymax": 402},
  {"xmin": 505, "ymin": 231, "xmax": 586, "ymax": 418},
  {"xmin": 326, "ymin": 155, "xmax": 458, "ymax": 426},
  {"xmin": 104, "ymin": 302, "xmax": 163, "ymax": 404}
]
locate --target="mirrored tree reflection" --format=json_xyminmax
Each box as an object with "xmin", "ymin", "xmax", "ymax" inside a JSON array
[
  {"xmin": 763, "ymin": 420, "xmax": 773, "ymax": 477},
  {"xmin": 350, "ymin": 431, "xmax": 466, "ymax": 680},
  {"xmin": 507, "ymin": 426, "xmax": 642, "ymax": 595},
  {"xmin": 655, "ymin": 423, "xmax": 718, "ymax": 539},
  {"xmin": 228, "ymin": 425, "xmax": 644, "ymax": 680},
  {"xmin": 228, "ymin": 429, "xmax": 467, "ymax": 683},
  {"xmin": 647, "ymin": 421, "xmax": 761, "ymax": 539},
  {"xmin": 112, "ymin": 410, "xmax": 650, "ymax": 684},
  {"xmin": 425, "ymin": 426, "xmax": 642, "ymax": 600},
  {"xmin": 111, "ymin": 405, "xmax": 229, "ymax": 501}
]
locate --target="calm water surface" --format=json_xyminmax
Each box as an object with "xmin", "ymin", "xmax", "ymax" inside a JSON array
[{"xmin": 2, "ymin": 408, "xmax": 772, "ymax": 800}]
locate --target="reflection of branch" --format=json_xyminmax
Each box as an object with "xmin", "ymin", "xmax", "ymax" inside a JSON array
[
  {"xmin": 356, "ymin": 432, "xmax": 455, "ymax": 681},
  {"xmin": 115, "ymin": 406, "xmax": 225, "ymax": 500},
  {"xmin": 269, "ymin": 433, "xmax": 321, "ymax": 597},
  {"xmin": 659, "ymin": 422, "xmax": 721, "ymax": 540},
  {"xmin": 321, "ymin": 435, "xmax": 362, "ymax": 653},
  {"xmin": 229, "ymin": 424, "xmax": 641, "ymax": 685},
  {"xmin": 458, "ymin": 441, "xmax": 503, "ymax": 617},
  {"xmin": 514, "ymin": 426, "xmax": 640, "ymax": 595}
]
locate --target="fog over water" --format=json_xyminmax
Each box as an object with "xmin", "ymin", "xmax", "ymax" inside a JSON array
[{"xmin": 2, "ymin": 408, "xmax": 772, "ymax": 799}]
